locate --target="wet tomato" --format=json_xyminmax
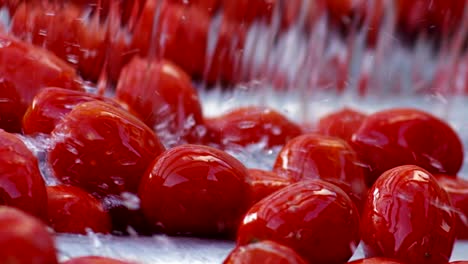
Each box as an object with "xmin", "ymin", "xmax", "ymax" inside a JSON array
[
  {"xmin": 348, "ymin": 257, "xmax": 406, "ymax": 264},
  {"xmin": 237, "ymin": 179, "xmax": 360, "ymax": 264},
  {"xmin": 206, "ymin": 106, "xmax": 302, "ymax": 149},
  {"xmin": 0, "ymin": 129, "xmax": 47, "ymax": 220},
  {"xmin": 115, "ymin": 57, "xmax": 205, "ymax": 146},
  {"xmin": 47, "ymin": 185, "xmax": 111, "ymax": 234},
  {"xmin": 224, "ymin": 240, "xmax": 307, "ymax": 264},
  {"xmin": 352, "ymin": 108, "xmax": 464, "ymax": 186},
  {"xmin": 273, "ymin": 134, "xmax": 367, "ymax": 211},
  {"xmin": 246, "ymin": 169, "xmax": 293, "ymax": 206},
  {"xmin": 139, "ymin": 144, "xmax": 250, "ymax": 237},
  {"xmin": 48, "ymin": 101, "xmax": 165, "ymax": 197},
  {"xmin": 361, "ymin": 165, "xmax": 456, "ymax": 264},
  {"xmin": 317, "ymin": 108, "xmax": 367, "ymax": 144},
  {"xmin": 63, "ymin": 256, "xmax": 135, "ymax": 264},
  {"xmin": 0, "ymin": 206, "xmax": 58, "ymax": 264}
]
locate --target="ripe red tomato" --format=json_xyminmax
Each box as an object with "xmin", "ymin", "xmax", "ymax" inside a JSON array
[
  {"xmin": 0, "ymin": 129, "xmax": 47, "ymax": 220},
  {"xmin": 273, "ymin": 134, "xmax": 367, "ymax": 211},
  {"xmin": 139, "ymin": 144, "xmax": 250, "ymax": 237},
  {"xmin": 115, "ymin": 57, "xmax": 205, "ymax": 146},
  {"xmin": 0, "ymin": 206, "xmax": 58, "ymax": 264},
  {"xmin": 435, "ymin": 174, "xmax": 468, "ymax": 239},
  {"xmin": 246, "ymin": 169, "xmax": 293, "ymax": 206},
  {"xmin": 317, "ymin": 108, "xmax": 367, "ymax": 144},
  {"xmin": 221, "ymin": 0, "xmax": 274, "ymax": 25},
  {"xmin": 224, "ymin": 240, "xmax": 307, "ymax": 264},
  {"xmin": 62, "ymin": 256, "xmax": 134, "ymax": 264},
  {"xmin": 348, "ymin": 257, "xmax": 406, "ymax": 264},
  {"xmin": 352, "ymin": 108, "xmax": 464, "ymax": 186},
  {"xmin": 206, "ymin": 106, "xmax": 302, "ymax": 149},
  {"xmin": 47, "ymin": 185, "xmax": 111, "ymax": 234},
  {"xmin": 48, "ymin": 101, "xmax": 165, "ymax": 196},
  {"xmin": 361, "ymin": 165, "xmax": 456, "ymax": 264},
  {"xmin": 237, "ymin": 179, "xmax": 360, "ymax": 264}
]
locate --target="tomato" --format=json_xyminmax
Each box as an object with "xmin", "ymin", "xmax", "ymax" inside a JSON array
[
  {"xmin": 245, "ymin": 169, "xmax": 293, "ymax": 207},
  {"xmin": 237, "ymin": 179, "xmax": 360, "ymax": 264},
  {"xmin": 348, "ymin": 257, "xmax": 406, "ymax": 264},
  {"xmin": 0, "ymin": 129, "xmax": 47, "ymax": 220},
  {"xmin": 436, "ymin": 174, "xmax": 468, "ymax": 239},
  {"xmin": 273, "ymin": 134, "xmax": 367, "ymax": 211},
  {"xmin": 48, "ymin": 101, "xmax": 165, "ymax": 196},
  {"xmin": 47, "ymin": 185, "xmax": 111, "ymax": 234},
  {"xmin": 351, "ymin": 108, "xmax": 464, "ymax": 187},
  {"xmin": 169, "ymin": 0, "xmax": 220, "ymax": 15},
  {"xmin": 115, "ymin": 57, "xmax": 205, "ymax": 146},
  {"xmin": 62, "ymin": 256, "xmax": 134, "ymax": 264},
  {"xmin": 224, "ymin": 240, "xmax": 307, "ymax": 264},
  {"xmin": 206, "ymin": 106, "xmax": 302, "ymax": 149},
  {"xmin": 139, "ymin": 144, "xmax": 250, "ymax": 237},
  {"xmin": 317, "ymin": 108, "xmax": 367, "ymax": 144},
  {"xmin": 0, "ymin": 206, "xmax": 58, "ymax": 264},
  {"xmin": 361, "ymin": 165, "xmax": 456, "ymax": 264},
  {"xmin": 221, "ymin": 0, "xmax": 274, "ymax": 25}
]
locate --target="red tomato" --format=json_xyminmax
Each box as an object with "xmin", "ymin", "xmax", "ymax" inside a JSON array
[
  {"xmin": 352, "ymin": 108, "xmax": 464, "ymax": 187},
  {"xmin": 139, "ymin": 144, "xmax": 250, "ymax": 236},
  {"xmin": 169, "ymin": 0, "xmax": 220, "ymax": 15},
  {"xmin": 436, "ymin": 174, "xmax": 468, "ymax": 239},
  {"xmin": 317, "ymin": 108, "xmax": 367, "ymax": 144},
  {"xmin": 63, "ymin": 256, "xmax": 134, "ymax": 264},
  {"xmin": 23, "ymin": 87, "xmax": 121, "ymax": 135},
  {"xmin": 48, "ymin": 101, "xmax": 165, "ymax": 196},
  {"xmin": 0, "ymin": 206, "xmax": 58, "ymax": 264},
  {"xmin": 206, "ymin": 106, "xmax": 302, "ymax": 149},
  {"xmin": 224, "ymin": 240, "xmax": 307, "ymax": 264},
  {"xmin": 0, "ymin": 129, "xmax": 47, "ymax": 220},
  {"xmin": 273, "ymin": 134, "xmax": 367, "ymax": 211},
  {"xmin": 246, "ymin": 169, "xmax": 293, "ymax": 206},
  {"xmin": 237, "ymin": 179, "xmax": 360, "ymax": 264},
  {"xmin": 0, "ymin": 33, "xmax": 82, "ymax": 132},
  {"xmin": 47, "ymin": 185, "xmax": 111, "ymax": 234},
  {"xmin": 361, "ymin": 165, "xmax": 456, "ymax": 264},
  {"xmin": 115, "ymin": 57, "xmax": 205, "ymax": 146},
  {"xmin": 221, "ymin": 0, "xmax": 274, "ymax": 25},
  {"xmin": 348, "ymin": 257, "xmax": 406, "ymax": 264}
]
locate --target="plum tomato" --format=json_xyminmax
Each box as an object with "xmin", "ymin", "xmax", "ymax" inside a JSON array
[
  {"xmin": 317, "ymin": 108, "xmax": 367, "ymax": 144},
  {"xmin": 435, "ymin": 174, "xmax": 468, "ymax": 239},
  {"xmin": 273, "ymin": 134, "xmax": 367, "ymax": 211},
  {"xmin": 47, "ymin": 185, "xmax": 111, "ymax": 234},
  {"xmin": 224, "ymin": 240, "xmax": 307, "ymax": 264},
  {"xmin": 246, "ymin": 169, "xmax": 293, "ymax": 207},
  {"xmin": 48, "ymin": 101, "xmax": 165, "ymax": 196},
  {"xmin": 62, "ymin": 256, "xmax": 135, "ymax": 264},
  {"xmin": 361, "ymin": 165, "xmax": 456, "ymax": 264},
  {"xmin": 351, "ymin": 108, "xmax": 464, "ymax": 187},
  {"xmin": 348, "ymin": 257, "xmax": 406, "ymax": 264},
  {"xmin": 237, "ymin": 179, "xmax": 360, "ymax": 264},
  {"xmin": 0, "ymin": 33, "xmax": 82, "ymax": 133},
  {"xmin": 0, "ymin": 206, "xmax": 58, "ymax": 264},
  {"xmin": 23, "ymin": 87, "xmax": 122, "ymax": 135},
  {"xmin": 0, "ymin": 129, "xmax": 47, "ymax": 220},
  {"xmin": 115, "ymin": 57, "xmax": 205, "ymax": 146},
  {"xmin": 206, "ymin": 106, "xmax": 302, "ymax": 149},
  {"xmin": 138, "ymin": 144, "xmax": 250, "ymax": 237}
]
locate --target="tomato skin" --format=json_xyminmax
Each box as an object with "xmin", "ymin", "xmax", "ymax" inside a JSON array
[
  {"xmin": 348, "ymin": 257, "xmax": 406, "ymax": 264},
  {"xmin": 115, "ymin": 57, "xmax": 205, "ymax": 146},
  {"xmin": 352, "ymin": 108, "xmax": 464, "ymax": 187},
  {"xmin": 224, "ymin": 240, "xmax": 307, "ymax": 264},
  {"xmin": 62, "ymin": 256, "xmax": 134, "ymax": 264},
  {"xmin": 246, "ymin": 169, "xmax": 292, "ymax": 207},
  {"xmin": 48, "ymin": 101, "xmax": 165, "ymax": 196},
  {"xmin": 237, "ymin": 179, "xmax": 360, "ymax": 264},
  {"xmin": 47, "ymin": 185, "xmax": 111, "ymax": 234},
  {"xmin": 317, "ymin": 108, "xmax": 367, "ymax": 144},
  {"xmin": 139, "ymin": 144, "xmax": 250, "ymax": 237},
  {"xmin": 361, "ymin": 165, "xmax": 455, "ymax": 264},
  {"xmin": 0, "ymin": 206, "xmax": 58, "ymax": 264}
]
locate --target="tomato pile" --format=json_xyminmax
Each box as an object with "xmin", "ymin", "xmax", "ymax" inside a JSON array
[{"xmin": 0, "ymin": 0, "xmax": 466, "ymax": 263}]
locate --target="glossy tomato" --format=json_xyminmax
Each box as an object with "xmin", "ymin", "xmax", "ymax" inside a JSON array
[
  {"xmin": 317, "ymin": 108, "xmax": 367, "ymax": 144},
  {"xmin": 224, "ymin": 240, "xmax": 307, "ymax": 264},
  {"xmin": 48, "ymin": 101, "xmax": 165, "ymax": 196},
  {"xmin": 62, "ymin": 256, "xmax": 135, "ymax": 264},
  {"xmin": 0, "ymin": 206, "xmax": 58, "ymax": 264},
  {"xmin": 237, "ymin": 179, "xmax": 360, "ymax": 264},
  {"xmin": 352, "ymin": 108, "xmax": 464, "ymax": 186},
  {"xmin": 361, "ymin": 165, "xmax": 456, "ymax": 264},
  {"xmin": 348, "ymin": 257, "xmax": 406, "ymax": 264},
  {"xmin": 245, "ymin": 169, "xmax": 293, "ymax": 206},
  {"xmin": 139, "ymin": 144, "xmax": 250, "ymax": 237}
]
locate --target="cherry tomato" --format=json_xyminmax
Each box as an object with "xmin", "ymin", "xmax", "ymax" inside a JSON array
[
  {"xmin": 206, "ymin": 106, "xmax": 302, "ymax": 149},
  {"xmin": 273, "ymin": 134, "xmax": 367, "ymax": 211},
  {"xmin": 0, "ymin": 206, "xmax": 58, "ymax": 264},
  {"xmin": 224, "ymin": 240, "xmax": 307, "ymax": 264},
  {"xmin": 245, "ymin": 169, "xmax": 293, "ymax": 207},
  {"xmin": 361, "ymin": 165, "xmax": 456, "ymax": 264},
  {"xmin": 115, "ymin": 57, "xmax": 205, "ymax": 146},
  {"xmin": 47, "ymin": 185, "xmax": 111, "ymax": 234},
  {"xmin": 348, "ymin": 257, "xmax": 406, "ymax": 264},
  {"xmin": 48, "ymin": 101, "xmax": 165, "ymax": 196},
  {"xmin": 237, "ymin": 179, "xmax": 360, "ymax": 264},
  {"xmin": 62, "ymin": 256, "xmax": 134, "ymax": 264},
  {"xmin": 317, "ymin": 108, "xmax": 367, "ymax": 144},
  {"xmin": 139, "ymin": 144, "xmax": 250, "ymax": 237},
  {"xmin": 352, "ymin": 108, "xmax": 464, "ymax": 186},
  {"xmin": 0, "ymin": 129, "xmax": 47, "ymax": 220},
  {"xmin": 436, "ymin": 174, "xmax": 468, "ymax": 239}
]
